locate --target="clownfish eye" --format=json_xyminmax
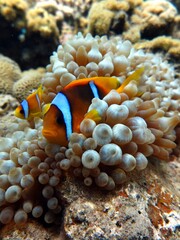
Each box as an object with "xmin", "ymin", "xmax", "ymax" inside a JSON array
[
  {"xmin": 20, "ymin": 109, "xmax": 24, "ymax": 114},
  {"xmin": 56, "ymin": 111, "xmax": 64, "ymax": 125}
]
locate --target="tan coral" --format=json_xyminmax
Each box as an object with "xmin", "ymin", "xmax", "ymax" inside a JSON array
[
  {"xmin": 88, "ymin": 0, "xmax": 132, "ymax": 35},
  {"xmin": 134, "ymin": 36, "xmax": 180, "ymax": 60},
  {"xmin": 12, "ymin": 68, "xmax": 45, "ymax": 101},
  {"xmin": 26, "ymin": 7, "xmax": 60, "ymax": 37},
  {"xmin": 0, "ymin": 55, "xmax": 21, "ymax": 94},
  {"xmin": 57, "ymin": 0, "xmax": 95, "ymax": 15},
  {"xmin": 0, "ymin": 94, "xmax": 19, "ymax": 115},
  {"xmin": 135, "ymin": 0, "xmax": 177, "ymax": 25},
  {"xmin": 88, "ymin": 1, "xmax": 115, "ymax": 35},
  {"xmin": 131, "ymin": 0, "xmax": 177, "ymax": 38},
  {"xmin": 0, "ymin": 0, "xmax": 28, "ymax": 28},
  {"xmin": 88, "ymin": 0, "xmax": 178, "ymax": 40}
]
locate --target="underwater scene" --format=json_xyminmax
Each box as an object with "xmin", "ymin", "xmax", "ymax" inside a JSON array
[{"xmin": 0, "ymin": 0, "xmax": 180, "ymax": 239}]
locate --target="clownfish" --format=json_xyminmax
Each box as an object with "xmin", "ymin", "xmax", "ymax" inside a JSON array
[
  {"xmin": 42, "ymin": 77, "xmax": 120, "ymax": 146},
  {"xmin": 14, "ymin": 85, "xmax": 43, "ymax": 121},
  {"xmin": 42, "ymin": 67, "xmax": 144, "ymax": 146}
]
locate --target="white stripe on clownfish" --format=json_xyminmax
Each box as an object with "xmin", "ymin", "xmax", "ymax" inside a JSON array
[
  {"xmin": 20, "ymin": 99, "xmax": 29, "ymax": 119},
  {"xmin": 89, "ymin": 81, "xmax": 100, "ymax": 98},
  {"xmin": 51, "ymin": 92, "xmax": 72, "ymax": 141}
]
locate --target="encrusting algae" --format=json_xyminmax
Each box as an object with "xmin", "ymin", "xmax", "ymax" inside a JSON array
[{"xmin": 0, "ymin": 32, "xmax": 179, "ymax": 225}]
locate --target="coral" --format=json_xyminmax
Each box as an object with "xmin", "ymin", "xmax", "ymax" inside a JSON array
[
  {"xmin": 0, "ymin": 54, "xmax": 45, "ymax": 101},
  {"xmin": 0, "ymin": 55, "xmax": 22, "ymax": 94},
  {"xmin": 57, "ymin": 0, "xmax": 94, "ymax": 15},
  {"xmin": 62, "ymin": 164, "xmax": 180, "ymax": 239},
  {"xmin": 88, "ymin": 0, "xmax": 178, "ymax": 47},
  {"xmin": 0, "ymin": 0, "xmax": 28, "ymax": 28},
  {"xmin": 26, "ymin": 7, "xmax": 60, "ymax": 38},
  {"xmin": 172, "ymin": 15, "xmax": 180, "ymax": 39},
  {"xmin": 13, "ymin": 68, "xmax": 45, "ymax": 101},
  {"xmin": 135, "ymin": 36, "xmax": 180, "ymax": 60},
  {"xmin": 0, "ymin": 1, "xmax": 60, "ymax": 69},
  {"xmin": 130, "ymin": 0, "xmax": 178, "ymax": 40},
  {"xmin": 0, "ymin": 95, "xmax": 19, "ymax": 116},
  {"xmin": 32, "ymin": 0, "xmax": 94, "ymax": 35},
  {"xmin": 0, "ymin": 33, "xmax": 179, "ymax": 228},
  {"xmin": 58, "ymin": 22, "xmax": 75, "ymax": 44},
  {"xmin": 0, "ymin": 161, "xmax": 179, "ymax": 239},
  {"xmin": 88, "ymin": 0, "xmax": 131, "ymax": 36}
]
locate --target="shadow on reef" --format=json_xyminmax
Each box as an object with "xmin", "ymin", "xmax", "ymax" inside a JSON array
[{"xmin": 0, "ymin": 16, "xmax": 59, "ymax": 70}]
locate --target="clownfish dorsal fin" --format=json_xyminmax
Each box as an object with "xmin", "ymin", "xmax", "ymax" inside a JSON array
[
  {"xmin": 84, "ymin": 109, "xmax": 102, "ymax": 123},
  {"xmin": 92, "ymin": 76, "xmax": 120, "ymax": 92},
  {"xmin": 116, "ymin": 67, "xmax": 145, "ymax": 93}
]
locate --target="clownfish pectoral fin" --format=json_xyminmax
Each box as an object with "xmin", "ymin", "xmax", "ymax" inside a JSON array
[
  {"xmin": 30, "ymin": 111, "xmax": 43, "ymax": 119},
  {"xmin": 36, "ymin": 84, "xmax": 43, "ymax": 100},
  {"xmin": 116, "ymin": 67, "xmax": 145, "ymax": 93},
  {"xmin": 84, "ymin": 109, "xmax": 102, "ymax": 123},
  {"xmin": 42, "ymin": 103, "xmax": 51, "ymax": 116}
]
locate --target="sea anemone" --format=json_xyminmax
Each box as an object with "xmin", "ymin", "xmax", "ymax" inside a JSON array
[{"xmin": 0, "ymin": 32, "xmax": 179, "ymax": 225}]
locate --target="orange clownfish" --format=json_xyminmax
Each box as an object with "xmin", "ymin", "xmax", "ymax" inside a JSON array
[
  {"xmin": 14, "ymin": 85, "xmax": 43, "ymax": 121},
  {"xmin": 42, "ymin": 67, "xmax": 144, "ymax": 146},
  {"xmin": 42, "ymin": 76, "xmax": 120, "ymax": 146}
]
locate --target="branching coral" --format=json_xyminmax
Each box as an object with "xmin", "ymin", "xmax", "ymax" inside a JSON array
[
  {"xmin": 129, "ymin": 0, "xmax": 177, "ymax": 40},
  {"xmin": 0, "ymin": 33, "xmax": 179, "ymax": 225},
  {"xmin": 132, "ymin": 0, "xmax": 177, "ymax": 29},
  {"xmin": 134, "ymin": 36, "xmax": 180, "ymax": 60}
]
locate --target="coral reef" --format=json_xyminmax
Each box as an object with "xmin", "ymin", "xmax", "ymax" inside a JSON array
[
  {"xmin": 0, "ymin": 0, "xmax": 28, "ymax": 28},
  {"xmin": 0, "ymin": 0, "xmax": 94, "ymax": 69},
  {"xmin": 0, "ymin": 0, "xmax": 179, "ymax": 70},
  {"xmin": 130, "ymin": 0, "xmax": 177, "ymax": 40},
  {"xmin": 0, "ymin": 95, "xmax": 19, "ymax": 116},
  {"xmin": 0, "ymin": 55, "xmax": 22, "ymax": 94},
  {"xmin": 0, "ymin": 94, "xmax": 19, "ymax": 116},
  {"xmin": 134, "ymin": 36, "xmax": 180, "ymax": 61},
  {"xmin": 0, "ymin": 0, "xmax": 60, "ymax": 69},
  {"xmin": 62, "ymin": 163, "xmax": 180, "ymax": 239},
  {"xmin": 0, "ymin": 54, "xmax": 45, "ymax": 101},
  {"xmin": 26, "ymin": 6, "xmax": 60, "ymax": 38},
  {"xmin": 13, "ymin": 68, "xmax": 45, "ymax": 101},
  {"xmin": 88, "ymin": 0, "xmax": 138, "ymax": 36},
  {"xmin": 88, "ymin": 0, "xmax": 178, "ymax": 45},
  {"xmin": 0, "ymin": 33, "xmax": 179, "ymax": 232},
  {"xmin": 0, "ymin": 161, "xmax": 180, "ymax": 239}
]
